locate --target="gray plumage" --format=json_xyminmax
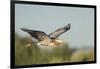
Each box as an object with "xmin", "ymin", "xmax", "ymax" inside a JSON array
[{"xmin": 21, "ymin": 24, "xmax": 70, "ymax": 41}]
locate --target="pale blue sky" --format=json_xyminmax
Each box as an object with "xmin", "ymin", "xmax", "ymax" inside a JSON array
[{"xmin": 15, "ymin": 4, "xmax": 94, "ymax": 47}]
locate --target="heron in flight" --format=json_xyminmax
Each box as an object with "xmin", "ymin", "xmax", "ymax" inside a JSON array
[{"xmin": 21, "ymin": 24, "xmax": 70, "ymax": 47}]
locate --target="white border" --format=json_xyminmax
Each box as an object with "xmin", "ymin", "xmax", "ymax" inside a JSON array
[{"xmin": 0, "ymin": 0, "xmax": 99, "ymax": 69}]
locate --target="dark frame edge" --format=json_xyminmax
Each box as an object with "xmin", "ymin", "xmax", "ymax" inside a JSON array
[
  {"xmin": 10, "ymin": 0, "xmax": 15, "ymax": 68},
  {"xmin": 94, "ymin": 6, "xmax": 97, "ymax": 63},
  {"xmin": 14, "ymin": 61, "xmax": 96, "ymax": 68},
  {"xmin": 13, "ymin": 0, "xmax": 96, "ymax": 8}
]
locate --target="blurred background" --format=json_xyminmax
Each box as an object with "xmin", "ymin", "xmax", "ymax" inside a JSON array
[
  {"xmin": 15, "ymin": 33, "xmax": 94, "ymax": 65},
  {"xmin": 15, "ymin": 3, "xmax": 95, "ymax": 65}
]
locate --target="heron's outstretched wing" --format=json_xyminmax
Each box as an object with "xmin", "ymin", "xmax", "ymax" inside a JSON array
[
  {"xmin": 21, "ymin": 28, "xmax": 51, "ymax": 41},
  {"xmin": 49, "ymin": 24, "xmax": 71, "ymax": 39}
]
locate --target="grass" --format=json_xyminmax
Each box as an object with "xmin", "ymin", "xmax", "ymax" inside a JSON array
[{"xmin": 15, "ymin": 33, "xmax": 94, "ymax": 65}]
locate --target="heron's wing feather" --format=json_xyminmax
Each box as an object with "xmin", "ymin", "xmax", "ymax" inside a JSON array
[
  {"xmin": 21, "ymin": 28, "xmax": 51, "ymax": 41},
  {"xmin": 49, "ymin": 24, "xmax": 70, "ymax": 39}
]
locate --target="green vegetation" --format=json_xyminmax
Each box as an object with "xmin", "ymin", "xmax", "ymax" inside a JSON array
[{"xmin": 15, "ymin": 33, "xmax": 94, "ymax": 65}]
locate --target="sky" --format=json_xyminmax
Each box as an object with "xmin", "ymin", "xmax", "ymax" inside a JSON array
[{"xmin": 15, "ymin": 4, "xmax": 94, "ymax": 47}]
